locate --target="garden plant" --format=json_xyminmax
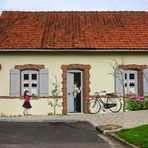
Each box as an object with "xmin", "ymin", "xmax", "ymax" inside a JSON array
[
  {"xmin": 126, "ymin": 94, "xmax": 148, "ymax": 111},
  {"xmin": 48, "ymin": 76, "xmax": 61, "ymax": 115}
]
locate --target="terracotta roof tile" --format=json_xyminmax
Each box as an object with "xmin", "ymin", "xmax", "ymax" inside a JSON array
[{"xmin": 0, "ymin": 11, "xmax": 148, "ymax": 50}]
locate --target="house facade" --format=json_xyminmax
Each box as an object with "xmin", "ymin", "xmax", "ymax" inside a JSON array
[{"xmin": 0, "ymin": 11, "xmax": 148, "ymax": 115}]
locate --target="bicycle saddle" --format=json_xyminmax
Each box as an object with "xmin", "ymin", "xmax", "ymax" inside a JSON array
[{"xmin": 106, "ymin": 93, "xmax": 117, "ymax": 97}]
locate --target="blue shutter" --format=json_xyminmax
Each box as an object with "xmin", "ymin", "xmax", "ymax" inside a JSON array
[
  {"xmin": 144, "ymin": 69, "xmax": 148, "ymax": 96},
  {"xmin": 115, "ymin": 69, "xmax": 124, "ymax": 96},
  {"xmin": 10, "ymin": 69, "xmax": 20, "ymax": 97},
  {"xmin": 39, "ymin": 68, "xmax": 49, "ymax": 97}
]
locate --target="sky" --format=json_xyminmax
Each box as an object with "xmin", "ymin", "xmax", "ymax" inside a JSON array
[{"xmin": 0, "ymin": 0, "xmax": 148, "ymax": 14}]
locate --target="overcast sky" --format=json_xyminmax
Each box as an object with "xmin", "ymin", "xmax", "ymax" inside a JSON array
[{"xmin": 0, "ymin": 0, "xmax": 148, "ymax": 14}]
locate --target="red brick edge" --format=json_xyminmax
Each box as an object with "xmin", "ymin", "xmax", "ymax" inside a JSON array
[
  {"xmin": 61, "ymin": 64, "xmax": 91, "ymax": 115},
  {"xmin": 119, "ymin": 64, "xmax": 147, "ymax": 95},
  {"xmin": 0, "ymin": 96, "xmax": 63, "ymax": 99},
  {"xmin": 15, "ymin": 64, "xmax": 45, "ymax": 70}
]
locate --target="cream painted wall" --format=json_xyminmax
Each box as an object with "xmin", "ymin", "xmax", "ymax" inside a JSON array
[
  {"xmin": 0, "ymin": 98, "xmax": 123, "ymax": 116},
  {"xmin": 0, "ymin": 99, "xmax": 62, "ymax": 116},
  {"xmin": 0, "ymin": 52, "xmax": 148, "ymax": 96},
  {"xmin": 0, "ymin": 52, "xmax": 148, "ymax": 115}
]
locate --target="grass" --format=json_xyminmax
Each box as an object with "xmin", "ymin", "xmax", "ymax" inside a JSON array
[{"xmin": 115, "ymin": 124, "xmax": 148, "ymax": 148}]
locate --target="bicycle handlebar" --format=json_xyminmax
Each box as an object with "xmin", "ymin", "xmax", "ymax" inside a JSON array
[
  {"xmin": 95, "ymin": 91, "xmax": 106, "ymax": 96},
  {"xmin": 95, "ymin": 91, "xmax": 117, "ymax": 97},
  {"xmin": 101, "ymin": 91, "xmax": 106, "ymax": 93}
]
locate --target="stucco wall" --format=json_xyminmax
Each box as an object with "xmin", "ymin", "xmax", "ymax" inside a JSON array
[
  {"xmin": 1, "ymin": 52, "xmax": 148, "ymax": 95},
  {"xmin": 0, "ymin": 99, "xmax": 62, "ymax": 116},
  {"xmin": 0, "ymin": 51, "xmax": 148, "ymax": 115}
]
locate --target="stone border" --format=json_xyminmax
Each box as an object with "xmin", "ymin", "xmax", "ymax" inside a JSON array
[
  {"xmin": 14, "ymin": 64, "xmax": 45, "ymax": 70},
  {"xmin": 61, "ymin": 64, "xmax": 91, "ymax": 114},
  {"xmin": 0, "ymin": 95, "xmax": 102, "ymax": 100},
  {"xmin": 0, "ymin": 96, "xmax": 63, "ymax": 99},
  {"xmin": 119, "ymin": 64, "xmax": 147, "ymax": 95}
]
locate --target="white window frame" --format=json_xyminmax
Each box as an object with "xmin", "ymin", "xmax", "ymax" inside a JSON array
[
  {"xmin": 21, "ymin": 70, "xmax": 39, "ymax": 96},
  {"xmin": 124, "ymin": 70, "xmax": 138, "ymax": 95}
]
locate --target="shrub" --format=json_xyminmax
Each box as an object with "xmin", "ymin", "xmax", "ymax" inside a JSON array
[
  {"xmin": 126, "ymin": 95, "xmax": 148, "ymax": 111},
  {"xmin": 48, "ymin": 76, "xmax": 61, "ymax": 115}
]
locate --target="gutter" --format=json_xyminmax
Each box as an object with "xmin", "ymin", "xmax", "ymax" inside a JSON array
[{"xmin": 0, "ymin": 48, "xmax": 148, "ymax": 52}]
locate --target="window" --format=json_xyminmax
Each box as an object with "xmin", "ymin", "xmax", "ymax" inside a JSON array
[
  {"xmin": 115, "ymin": 70, "xmax": 138, "ymax": 96},
  {"xmin": 24, "ymin": 74, "xmax": 29, "ymax": 80},
  {"xmin": 125, "ymin": 73, "xmax": 127, "ymax": 79},
  {"xmin": 10, "ymin": 68, "xmax": 49, "ymax": 97},
  {"xmin": 124, "ymin": 71, "xmax": 137, "ymax": 95},
  {"xmin": 129, "ymin": 74, "xmax": 135, "ymax": 80},
  {"xmin": 32, "ymin": 74, "xmax": 37, "ymax": 80},
  {"xmin": 21, "ymin": 70, "xmax": 38, "ymax": 96},
  {"xmin": 115, "ymin": 65, "xmax": 148, "ymax": 96}
]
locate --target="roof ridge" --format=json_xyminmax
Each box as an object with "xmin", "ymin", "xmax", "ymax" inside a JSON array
[
  {"xmin": 1, "ymin": 10, "xmax": 148, "ymax": 18},
  {"xmin": 1, "ymin": 10, "xmax": 148, "ymax": 13}
]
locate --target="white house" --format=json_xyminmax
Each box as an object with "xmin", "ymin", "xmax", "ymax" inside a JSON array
[{"xmin": 0, "ymin": 11, "xmax": 148, "ymax": 115}]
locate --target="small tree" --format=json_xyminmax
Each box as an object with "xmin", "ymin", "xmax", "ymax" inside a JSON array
[
  {"xmin": 48, "ymin": 76, "xmax": 61, "ymax": 115},
  {"xmin": 109, "ymin": 58, "xmax": 126, "ymax": 111}
]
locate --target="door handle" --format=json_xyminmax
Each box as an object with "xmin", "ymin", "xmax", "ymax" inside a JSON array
[{"xmin": 68, "ymin": 92, "xmax": 73, "ymax": 95}]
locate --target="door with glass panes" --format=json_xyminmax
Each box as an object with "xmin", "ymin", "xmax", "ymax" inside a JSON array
[
  {"xmin": 124, "ymin": 70, "xmax": 138, "ymax": 94},
  {"xmin": 21, "ymin": 70, "xmax": 39, "ymax": 96}
]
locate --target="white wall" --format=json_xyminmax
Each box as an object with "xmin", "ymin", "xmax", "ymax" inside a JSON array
[
  {"xmin": 1, "ymin": 52, "xmax": 148, "ymax": 96},
  {"xmin": 0, "ymin": 52, "xmax": 148, "ymax": 115},
  {"xmin": 0, "ymin": 98, "xmax": 62, "ymax": 116}
]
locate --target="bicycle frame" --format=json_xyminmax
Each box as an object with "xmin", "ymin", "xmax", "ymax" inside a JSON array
[
  {"xmin": 88, "ymin": 91, "xmax": 122, "ymax": 114},
  {"xmin": 95, "ymin": 92, "xmax": 117, "ymax": 109},
  {"xmin": 95, "ymin": 93, "xmax": 107, "ymax": 105}
]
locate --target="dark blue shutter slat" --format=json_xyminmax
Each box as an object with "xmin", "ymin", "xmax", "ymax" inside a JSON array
[
  {"xmin": 39, "ymin": 68, "xmax": 49, "ymax": 97},
  {"xmin": 10, "ymin": 69, "xmax": 20, "ymax": 97}
]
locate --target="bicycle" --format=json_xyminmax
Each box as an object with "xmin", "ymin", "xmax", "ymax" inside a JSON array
[{"xmin": 87, "ymin": 91, "xmax": 122, "ymax": 114}]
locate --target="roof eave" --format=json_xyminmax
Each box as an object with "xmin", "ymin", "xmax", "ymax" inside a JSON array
[{"xmin": 0, "ymin": 48, "xmax": 148, "ymax": 52}]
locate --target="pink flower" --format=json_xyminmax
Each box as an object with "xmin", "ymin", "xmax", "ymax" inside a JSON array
[{"xmin": 131, "ymin": 95, "xmax": 145, "ymax": 102}]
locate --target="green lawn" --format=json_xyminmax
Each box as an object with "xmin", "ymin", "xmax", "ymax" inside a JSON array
[{"xmin": 115, "ymin": 124, "xmax": 148, "ymax": 148}]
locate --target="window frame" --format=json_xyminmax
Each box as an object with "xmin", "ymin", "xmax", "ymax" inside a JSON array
[
  {"xmin": 10, "ymin": 67, "xmax": 49, "ymax": 97},
  {"xmin": 21, "ymin": 70, "xmax": 39, "ymax": 96},
  {"xmin": 124, "ymin": 70, "xmax": 138, "ymax": 95}
]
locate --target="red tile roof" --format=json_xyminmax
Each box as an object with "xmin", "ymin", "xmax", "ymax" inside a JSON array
[{"xmin": 0, "ymin": 11, "xmax": 148, "ymax": 51}]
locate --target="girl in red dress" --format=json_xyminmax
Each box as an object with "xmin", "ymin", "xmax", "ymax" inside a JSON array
[{"xmin": 23, "ymin": 90, "xmax": 32, "ymax": 116}]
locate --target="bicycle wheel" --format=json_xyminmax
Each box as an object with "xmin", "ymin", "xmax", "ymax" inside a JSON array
[
  {"xmin": 108, "ymin": 98, "xmax": 122, "ymax": 113},
  {"xmin": 87, "ymin": 99, "xmax": 101, "ymax": 114}
]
